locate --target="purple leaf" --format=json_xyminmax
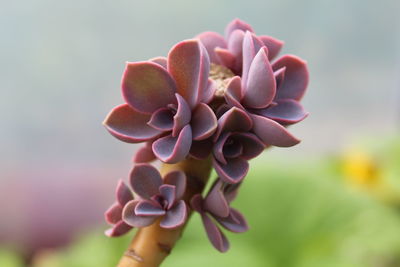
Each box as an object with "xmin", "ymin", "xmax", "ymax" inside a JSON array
[
  {"xmin": 259, "ymin": 35, "xmax": 284, "ymax": 61},
  {"xmin": 256, "ymin": 99, "xmax": 308, "ymax": 125},
  {"xmin": 201, "ymin": 79, "xmax": 216, "ymax": 104},
  {"xmin": 191, "ymin": 103, "xmax": 217, "ymax": 140},
  {"xmin": 122, "ymin": 62, "xmax": 176, "ymax": 113},
  {"xmin": 196, "ymin": 31, "xmax": 227, "ymax": 64},
  {"xmin": 215, "ymin": 107, "xmax": 252, "ymax": 140},
  {"xmin": 159, "ymin": 184, "xmax": 176, "ymax": 209},
  {"xmin": 164, "ymin": 171, "xmax": 186, "ymax": 200},
  {"xmin": 225, "ymin": 18, "xmax": 254, "ymax": 39},
  {"xmin": 135, "ymin": 200, "xmax": 165, "ymax": 216},
  {"xmin": 204, "ymin": 180, "xmax": 230, "ymax": 218},
  {"xmin": 215, "ymin": 48, "xmax": 236, "ymax": 70},
  {"xmin": 272, "ymin": 54, "xmax": 309, "ymax": 101},
  {"xmin": 213, "ymin": 157, "xmax": 249, "ymax": 184},
  {"xmin": 213, "ymin": 132, "xmax": 231, "ymax": 165},
  {"xmin": 160, "ymin": 200, "xmax": 187, "ymax": 229},
  {"xmin": 172, "ymin": 94, "xmax": 191, "ymax": 137},
  {"xmin": 133, "ymin": 143, "xmax": 156, "ymax": 163},
  {"xmin": 231, "ymin": 133, "xmax": 265, "ymax": 160},
  {"xmin": 216, "ymin": 208, "xmax": 249, "ymax": 233},
  {"xmin": 122, "ymin": 200, "xmax": 158, "ymax": 228},
  {"xmin": 190, "ymin": 194, "xmax": 204, "ymax": 213},
  {"xmin": 242, "ymin": 47, "xmax": 276, "ymax": 109},
  {"xmin": 105, "ymin": 202, "xmax": 123, "ymax": 224},
  {"xmin": 274, "ymin": 67, "xmax": 286, "ymax": 89},
  {"xmin": 201, "ymin": 213, "xmax": 229, "ymax": 252},
  {"xmin": 105, "ymin": 221, "xmax": 132, "ymax": 237},
  {"xmin": 130, "ymin": 164, "xmax": 163, "ymax": 199},
  {"xmin": 227, "ymin": 30, "xmax": 245, "ymax": 73},
  {"xmin": 251, "ymin": 114, "xmax": 300, "ymax": 147},
  {"xmin": 168, "ymin": 39, "xmax": 210, "ymax": 108},
  {"xmin": 152, "ymin": 125, "xmax": 192, "ymax": 163},
  {"xmin": 224, "ymin": 76, "xmax": 244, "ymax": 109},
  {"xmin": 223, "ymin": 139, "xmax": 243, "ymax": 159},
  {"xmin": 241, "ymin": 31, "xmax": 265, "ymax": 87},
  {"xmin": 149, "ymin": 57, "xmax": 167, "ymax": 69},
  {"xmin": 103, "ymin": 104, "xmax": 162, "ymax": 143},
  {"xmin": 148, "ymin": 108, "xmax": 174, "ymax": 131},
  {"xmin": 116, "ymin": 180, "xmax": 133, "ymax": 206}
]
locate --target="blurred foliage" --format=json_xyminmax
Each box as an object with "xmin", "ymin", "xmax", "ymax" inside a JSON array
[{"xmin": 4, "ymin": 136, "xmax": 400, "ymax": 267}]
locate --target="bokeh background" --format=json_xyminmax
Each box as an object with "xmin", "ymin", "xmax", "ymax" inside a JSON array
[{"xmin": 1, "ymin": 0, "xmax": 400, "ymax": 266}]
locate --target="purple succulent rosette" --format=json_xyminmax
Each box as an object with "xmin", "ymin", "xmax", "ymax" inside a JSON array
[
  {"xmin": 104, "ymin": 180, "xmax": 134, "ymax": 237},
  {"xmin": 122, "ymin": 164, "xmax": 188, "ymax": 229},
  {"xmin": 197, "ymin": 18, "xmax": 284, "ymax": 75},
  {"xmin": 103, "ymin": 39, "xmax": 217, "ymax": 164},
  {"xmin": 191, "ymin": 179, "xmax": 248, "ymax": 252}
]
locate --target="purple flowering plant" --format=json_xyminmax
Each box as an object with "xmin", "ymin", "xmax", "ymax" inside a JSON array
[{"xmin": 103, "ymin": 19, "xmax": 309, "ymax": 266}]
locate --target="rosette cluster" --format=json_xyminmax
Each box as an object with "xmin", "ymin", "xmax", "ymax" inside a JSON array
[{"xmin": 104, "ymin": 18, "xmax": 309, "ymax": 252}]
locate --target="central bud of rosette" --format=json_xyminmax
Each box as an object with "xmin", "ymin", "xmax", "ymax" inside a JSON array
[{"xmin": 209, "ymin": 63, "xmax": 235, "ymax": 97}]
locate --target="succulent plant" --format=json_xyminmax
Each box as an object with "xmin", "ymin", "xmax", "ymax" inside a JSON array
[
  {"xmin": 103, "ymin": 18, "xmax": 309, "ymax": 262},
  {"xmin": 191, "ymin": 179, "xmax": 248, "ymax": 252},
  {"xmin": 104, "ymin": 180, "xmax": 134, "ymax": 237},
  {"xmin": 123, "ymin": 164, "xmax": 187, "ymax": 229},
  {"xmin": 103, "ymin": 40, "xmax": 218, "ymax": 164}
]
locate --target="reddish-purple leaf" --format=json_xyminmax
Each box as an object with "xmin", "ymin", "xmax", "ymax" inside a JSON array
[
  {"xmin": 172, "ymin": 94, "xmax": 191, "ymax": 137},
  {"xmin": 135, "ymin": 200, "xmax": 165, "ymax": 216},
  {"xmin": 242, "ymin": 47, "xmax": 276, "ymax": 109},
  {"xmin": 130, "ymin": 164, "xmax": 163, "ymax": 199},
  {"xmin": 259, "ymin": 35, "xmax": 284, "ymax": 61},
  {"xmin": 164, "ymin": 171, "xmax": 186, "ymax": 200},
  {"xmin": 256, "ymin": 99, "xmax": 308, "ymax": 125},
  {"xmin": 122, "ymin": 62, "xmax": 176, "ymax": 113},
  {"xmin": 122, "ymin": 200, "xmax": 158, "ymax": 228},
  {"xmin": 116, "ymin": 180, "xmax": 133, "ymax": 206},
  {"xmin": 105, "ymin": 202, "xmax": 123, "ymax": 224},
  {"xmin": 201, "ymin": 213, "xmax": 229, "ymax": 252},
  {"xmin": 160, "ymin": 200, "xmax": 187, "ymax": 229},
  {"xmin": 196, "ymin": 31, "xmax": 227, "ymax": 64},
  {"xmin": 152, "ymin": 125, "xmax": 192, "ymax": 163},
  {"xmin": 103, "ymin": 104, "xmax": 162, "ymax": 143},
  {"xmin": 148, "ymin": 108, "xmax": 174, "ymax": 131},
  {"xmin": 191, "ymin": 103, "xmax": 217, "ymax": 141},
  {"xmin": 213, "ymin": 157, "xmax": 249, "ymax": 184}
]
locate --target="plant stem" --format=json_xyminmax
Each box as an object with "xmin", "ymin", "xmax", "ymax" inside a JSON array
[{"xmin": 117, "ymin": 157, "xmax": 212, "ymax": 267}]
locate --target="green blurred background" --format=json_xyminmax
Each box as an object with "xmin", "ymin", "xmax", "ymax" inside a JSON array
[{"xmin": 1, "ymin": 0, "xmax": 400, "ymax": 266}]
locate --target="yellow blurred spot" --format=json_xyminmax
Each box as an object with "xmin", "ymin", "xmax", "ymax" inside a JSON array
[{"xmin": 342, "ymin": 149, "xmax": 381, "ymax": 189}]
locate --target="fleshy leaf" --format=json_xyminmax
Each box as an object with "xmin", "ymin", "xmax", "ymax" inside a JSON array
[
  {"xmin": 251, "ymin": 114, "xmax": 300, "ymax": 147},
  {"xmin": 256, "ymin": 99, "xmax": 308, "ymax": 124},
  {"xmin": 133, "ymin": 143, "xmax": 156, "ymax": 163},
  {"xmin": 274, "ymin": 67, "xmax": 286, "ymax": 89},
  {"xmin": 213, "ymin": 157, "xmax": 249, "ymax": 184},
  {"xmin": 204, "ymin": 180, "xmax": 230, "ymax": 218},
  {"xmin": 149, "ymin": 57, "xmax": 167, "ymax": 69},
  {"xmin": 190, "ymin": 194, "xmax": 204, "ymax": 213},
  {"xmin": 216, "ymin": 208, "xmax": 249, "ymax": 233},
  {"xmin": 201, "ymin": 213, "xmax": 229, "ymax": 252},
  {"xmin": 191, "ymin": 103, "xmax": 217, "ymax": 140},
  {"xmin": 135, "ymin": 200, "xmax": 165, "ymax": 216},
  {"xmin": 272, "ymin": 55, "xmax": 309, "ymax": 101},
  {"xmin": 259, "ymin": 35, "xmax": 284, "ymax": 60},
  {"xmin": 130, "ymin": 164, "xmax": 163, "ymax": 199},
  {"xmin": 160, "ymin": 200, "xmax": 187, "ymax": 229},
  {"xmin": 242, "ymin": 47, "xmax": 276, "ymax": 109},
  {"xmin": 105, "ymin": 221, "xmax": 132, "ymax": 237},
  {"xmin": 227, "ymin": 30, "xmax": 245, "ymax": 73},
  {"xmin": 164, "ymin": 171, "xmax": 186, "ymax": 200},
  {"xmin": 152, "ymin": 125, "xmax": 192, "ymax": 163},
  {"xmin": 105, "ymin": 202, "xmax": 123, "ymax": 224},
  {"xmin": 231, "ymin": 133, "xmax": 265, "ymax": 160},
  {"xmin": 116, "ymin": 180, "xmax": 133, "ymax": 206},
  {"xmin": 225, "ymin": 18, "xmax": 254, "ymax": 39},
  {"xmin": 148, "ymin": 108, "xmax": 174, "ymax": 131},
  {"xmin": 103, "ymin": 104, "xmax": 162, "ymax": 143},
  {"xmin": 214, "ymin": 107, "xmax": 252, "ymax": 140},
  {"xmin": 223, "ymin": 139, "xmax": 243, "ymax": 159},
  {"xmin": 196, "ymin": 31, "xmax": 227, "ymax": 64},
  {"xmin": 224, "ymin": 76, "xmax": 244, "ymax": 109},
  {"xmin": 213, "ymin": 132, "xmax": 231, "ymax": 165},
  {"xmin": 172, "ymin": 94, "xmax": 191, "ymax": 137},
  {"xmin": 159, "ymin": 184, "xmax": 176, "ymax": 210},
  {"xmin": 241, "ymin": 31, "xmax": 265, "ymax": 86},
  {"xmin": 122, "ymin": 62, "xmax": 176, "ymax": 113},
  {"xmin": 168, "ymin": 40, "xmax": 210, "ymax": 108},
  {"xmin": 122, "ymin": 200, "xmax": 157, "ymax": 228},
  {"xmin": 215, "ymin": 48, "xmax": 236, "ymax": 70},
  {"xmin": 201, "ymin": 79, "xmax": 216, "ymax": 104}
]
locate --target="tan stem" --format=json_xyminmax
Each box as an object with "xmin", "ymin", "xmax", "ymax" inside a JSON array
[{"xmin": 117, "ymin": 157, "xmax": 212, "ymax": 267}]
